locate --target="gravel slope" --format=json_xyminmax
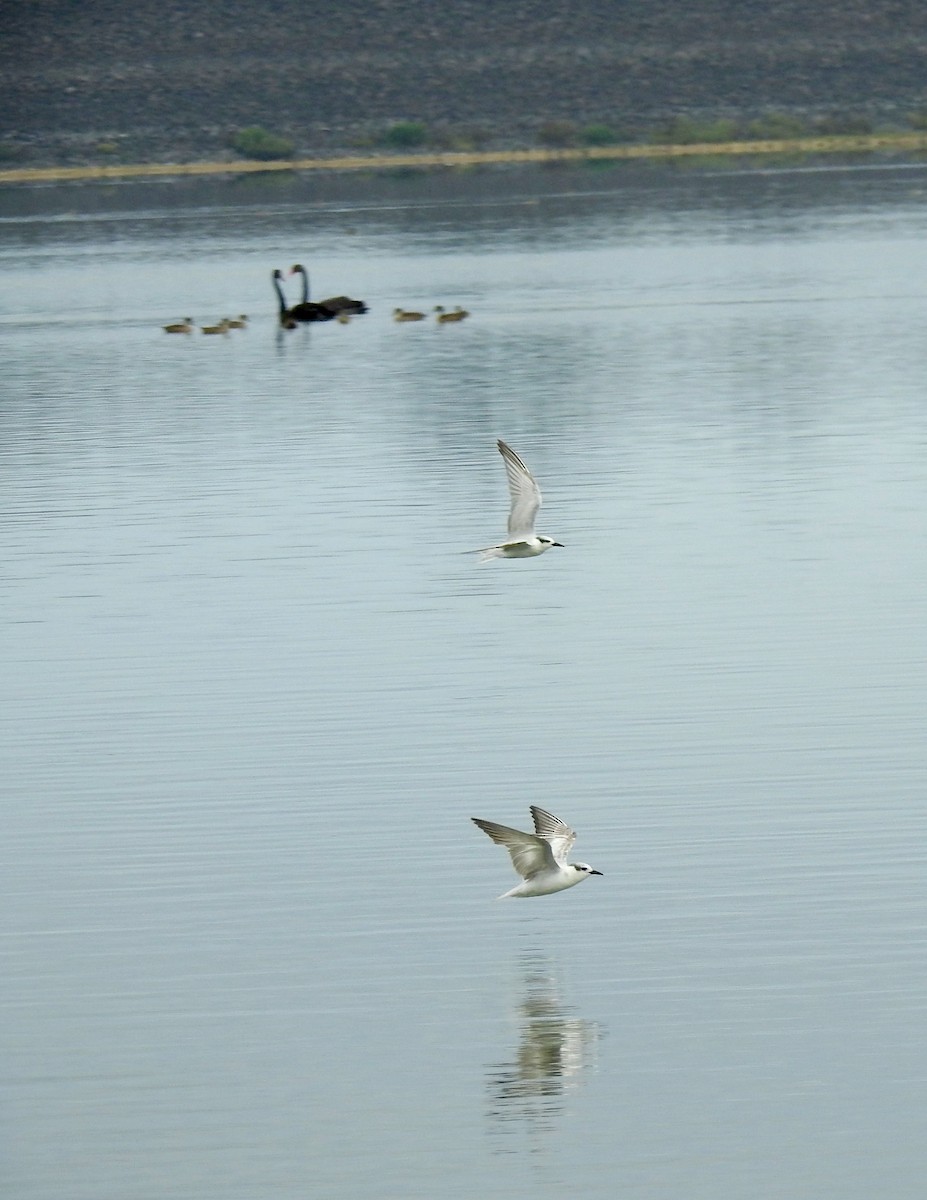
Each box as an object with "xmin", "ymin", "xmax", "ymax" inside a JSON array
[{"xmin": 3, "ymin": 1, "xmax": 927, "ymax": 165}]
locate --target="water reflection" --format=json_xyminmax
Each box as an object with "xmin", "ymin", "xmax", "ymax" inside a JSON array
[{"xmin": 486, "ymin": 953, "xmax": 603, "ymax": 1148}]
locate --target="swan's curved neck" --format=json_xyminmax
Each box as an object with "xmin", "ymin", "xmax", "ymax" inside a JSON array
[
  {"xmin": 297, "ymin": 267, "xmax": 309, "ymax": 304},
  {"xmin": 272, "ymin": 273, "xmax": 287, "ymax": 317}
]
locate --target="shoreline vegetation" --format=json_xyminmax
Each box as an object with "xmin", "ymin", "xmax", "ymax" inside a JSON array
[{"xmin": 4, "ymin": 131, "xmax": 927, "ymax": 186}]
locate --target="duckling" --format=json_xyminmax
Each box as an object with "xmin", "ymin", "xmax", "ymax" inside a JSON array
[
  {"xmin": 435, "ymin": 305, "xmax": 470, "ymax": 323},
  {"xmin": 163, "ymin": 318, "xmax": 194, "ymax": 334},
  {"xmin": 201, "ymin": 319, "xmax": 231, "ymax": 335},
  {"xmin": 226, "ymin": 314, "xmax": 248, "ymax": 329},
  {"xmin": 393, "ymin": 307, "xmax": 426, "ymax": 322}
]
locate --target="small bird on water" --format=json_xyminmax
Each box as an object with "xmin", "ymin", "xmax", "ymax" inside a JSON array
[
  {"xmin": 435, "ymin": 305, "xmax": 470, "ymax": 323},
  {"xmin": 477, "ymin": 439, "xmax": 564, "ymax": 561},
  {"xmin": 472, "ymin": 806, "xmax": 603, "ymax": 898}
]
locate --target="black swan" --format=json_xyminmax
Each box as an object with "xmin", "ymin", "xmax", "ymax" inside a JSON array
[
  {"xmin": 272, "ymin": 268, "xmax": 332, "ymax": 326},
  {"xmin": 289, "ymin": 263, "xmax": 368, "ymax": 315}
]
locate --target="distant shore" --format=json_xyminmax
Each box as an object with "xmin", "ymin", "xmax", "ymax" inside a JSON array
[{"xmin": 3, "ymin": 132, "xmax": 926, "ymax": 186}]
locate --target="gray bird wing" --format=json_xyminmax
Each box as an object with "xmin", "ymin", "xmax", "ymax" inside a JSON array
[
  {"xmin": 497, "ymin": 440, "xmax": 541, "ymax": 536},
  {"xmin": 530, "ymin": 806, "xmax": 577, "ymax": 866},
  {"xmin": 472, "ymin": 817, "xmax": 555, "ymax": 879}
]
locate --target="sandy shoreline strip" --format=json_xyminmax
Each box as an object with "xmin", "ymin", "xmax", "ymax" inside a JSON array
[{"xmin": 3, "ymin": 133, "xmax": 926, "ymax": 186}]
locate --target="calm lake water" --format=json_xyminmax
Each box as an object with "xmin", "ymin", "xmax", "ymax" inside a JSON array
[{"xmin": 3, "ymin": 160, "xmax": 927, "ymax": 1199}]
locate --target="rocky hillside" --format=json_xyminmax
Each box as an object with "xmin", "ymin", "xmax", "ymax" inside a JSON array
[{"xmin": 4, "ymin": 0, "xmax": 927, "ymax": 165}]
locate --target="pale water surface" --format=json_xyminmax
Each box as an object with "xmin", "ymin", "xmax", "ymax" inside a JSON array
[{"xmin": 2, "ymin": 162, "xmax": 927, "ymax": 1199}]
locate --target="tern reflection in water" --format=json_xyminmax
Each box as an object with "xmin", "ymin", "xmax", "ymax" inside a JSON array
[{"xmin": 486, "ymin": 953, "xmax": 603, "ymax": 1147}]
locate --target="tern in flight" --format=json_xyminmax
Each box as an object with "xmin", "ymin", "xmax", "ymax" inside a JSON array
[
  {"xmin": 472, "ymin": 806, "xmax": 602, "ymax": 898},
  {"xmin": 477, "ymin": 440, "xmax": 564, "ymax": 561}
]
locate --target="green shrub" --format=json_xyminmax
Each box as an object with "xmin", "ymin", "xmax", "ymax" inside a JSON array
[
  {"xmin": 694, "ymin": 118, "xmax": 740, "ymax": 143},
  {"xmin": 748, "ymin": 113, "xmax": 808, "ymax": 140},
  {"xmin": 229, "ymin": 126, "xmax": 294, "ymax": 160},
  {"xmin": 383, "ymin": 121, "xmax": 428, "ymax": 148},
  {"xmin": 654, "ymin": 116, "xmax": 742, "ymax": 144},
  {"xmin": 443, "ymin": 125, "xmax": 492, "ymax": 152},
  {"xmin": 581, "ymin": 123, "xmax": 619, "ymax": 146}
]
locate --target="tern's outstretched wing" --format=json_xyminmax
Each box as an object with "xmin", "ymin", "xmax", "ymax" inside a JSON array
[
  {"xmin": 497, "ymin": 440, "xmax": 542, "ymax": 536},
  {"xmin": 472, "ymin": 817, "xmax": 555, "ymax": 879},
  {"xmin": 530, "ymin": 806, "xmax": 576, "ymax": 866}
]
